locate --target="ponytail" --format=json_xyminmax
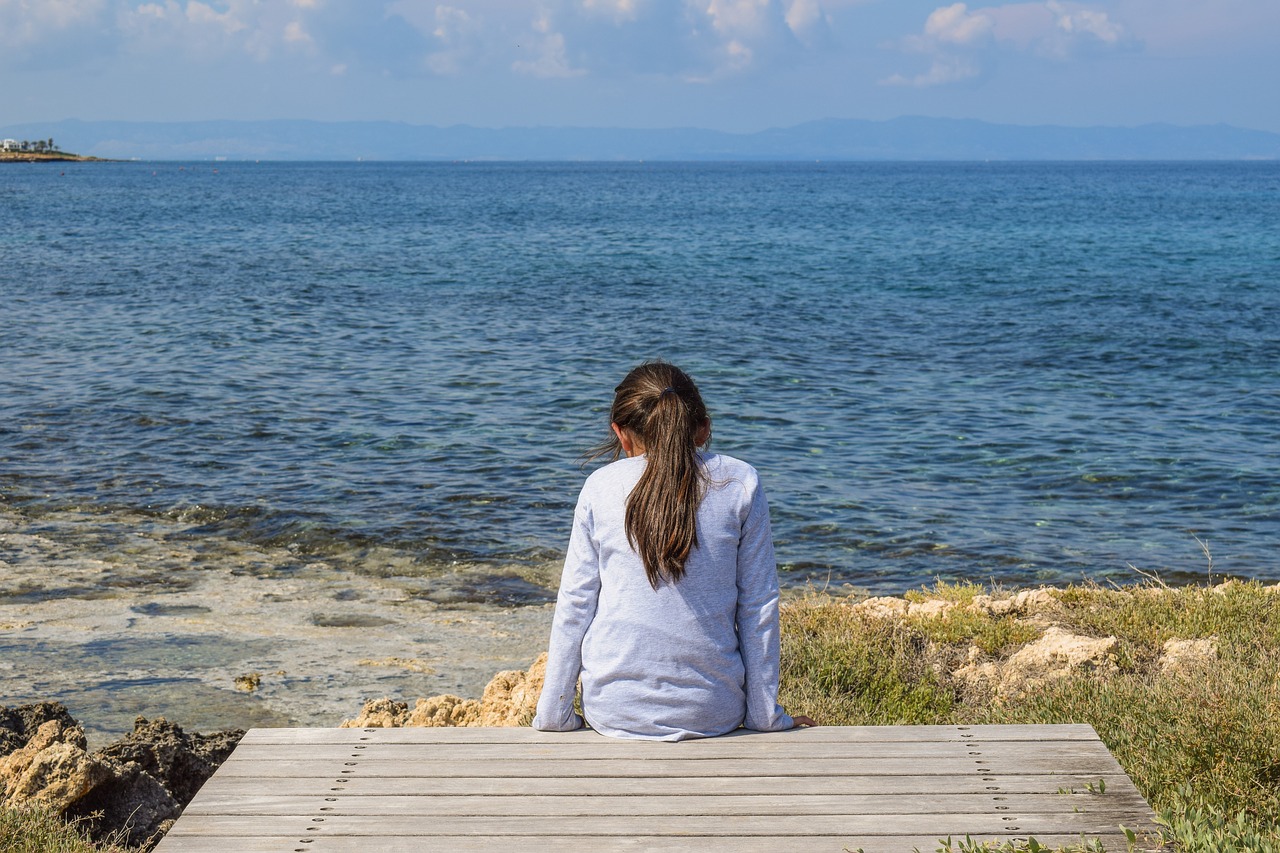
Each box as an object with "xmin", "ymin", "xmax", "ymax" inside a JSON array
[{"xmin": 587, "ymin": 363, "xmax": 709, "ymax": 589}]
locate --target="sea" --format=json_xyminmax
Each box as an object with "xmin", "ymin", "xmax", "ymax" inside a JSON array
[{"xmin": 2, "ymin": 161, "xmax": 1278, "ymax": 599}]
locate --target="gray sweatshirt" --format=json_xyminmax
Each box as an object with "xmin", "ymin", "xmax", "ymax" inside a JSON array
[{"xmin": 532, "ymin": 452, "xmax": 794, "ymax": 740}]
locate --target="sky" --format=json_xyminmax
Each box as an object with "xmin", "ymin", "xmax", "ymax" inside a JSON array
[{"xmin": 1, "ymin": 0, "xmax": 1278, "ymax": 133}]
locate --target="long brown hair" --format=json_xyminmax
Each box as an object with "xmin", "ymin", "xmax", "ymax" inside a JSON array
[{"xmin": 589, "ymin": 362, "xmax": 710, "ymax": 590}]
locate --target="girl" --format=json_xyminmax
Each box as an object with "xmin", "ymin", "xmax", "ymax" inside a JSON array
[{"xmin": 533, "ymin": 361, "xmax": 814, "ymax": 740}]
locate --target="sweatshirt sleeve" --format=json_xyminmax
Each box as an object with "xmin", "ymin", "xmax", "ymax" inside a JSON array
[
  {"xmin": 532, "ymin": 488, "xmax": 601, "ymax": 731},
  {"xmin": 735, "ymin": 478, "xmax": 794, "ymax": 732}
]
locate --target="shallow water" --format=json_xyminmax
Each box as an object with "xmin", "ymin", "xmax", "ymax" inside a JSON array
[
  {"xmin": 2, "ymin": 161, "xmax": 1278, "ymax": 736},
  {"xmin": 0, "ymin": 507, "xmax": 551, "ymax": 744}
]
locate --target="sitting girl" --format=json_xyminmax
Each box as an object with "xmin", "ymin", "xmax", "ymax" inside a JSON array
[{"xmin": 533, "ymin": 361, "xmax": 814, "ymax": 740}]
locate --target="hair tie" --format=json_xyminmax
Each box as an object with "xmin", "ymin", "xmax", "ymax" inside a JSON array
[{"xmin": 660, "ymin": 386, "xmax": 676, "ymax": 397}]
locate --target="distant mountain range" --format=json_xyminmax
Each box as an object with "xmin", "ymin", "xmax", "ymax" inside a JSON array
[{"xmin": 4, "ymin": 117, "xmax": 1279, "ymax": 161}]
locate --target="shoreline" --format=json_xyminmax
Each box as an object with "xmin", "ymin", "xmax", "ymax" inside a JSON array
[
  {"xmin": 5, "ymin": 579, "xmax": 1278, "ymax": 850},
  {"xmin": 2, "ymin": 502, "xmax": 1276, "ymax": 747},
  {"xmin": 0, "ymin": 507, "xmax": 553, "ymax": 748},
  {"xmin": 0, "ymin": 152, "xmax": 108, "ymax": 163}
]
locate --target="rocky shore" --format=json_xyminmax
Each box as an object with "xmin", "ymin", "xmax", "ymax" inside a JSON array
[
  {"xmin": 0, "ymin": 704, "xmax": 240, "ymax": 848},
  {"xmin": 5, "ymin": 581, "xmax": 1277, "ymax": 851},
  {"xmin": 0, "ymin": 152, "xmax": 104, "ymax": 163}
]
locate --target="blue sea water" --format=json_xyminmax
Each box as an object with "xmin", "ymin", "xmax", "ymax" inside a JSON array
[{"xmin": 2, "ymin": 160, "xmax": 1278, "ymax": 597}]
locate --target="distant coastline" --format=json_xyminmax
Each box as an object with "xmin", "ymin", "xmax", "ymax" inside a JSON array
[
  {"xmin": 5, "ymin": 116, "xmax": 1280, "ymax": 161},
  {"xmin": 0, "ymin": 151, "xmax": 106, "ymax": 163}
]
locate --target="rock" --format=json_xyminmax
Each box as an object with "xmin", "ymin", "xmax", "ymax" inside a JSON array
[
  {"xmin": 340, "ymin": 697, "xmax": 412, "ymax": 728},
  {"xmin": 969, "ymin": 589, "xmax": 1059, "ymax": 617},
  {"xmin": 65, "ymin": 758, "xmax": 179, "ymax": 847},
  {"xmin": 342, "ymin": 653, "xmax": 547, "ymax": 728},
  {"xmin": 849, "ymin": 596, "xmax": 909, "ymax": 619},
  {"xmin": 906, "ymin": 599, "xmax": 956, "ymax": 618},
  {"xmin": 476, "ymin": 652, "xmax": 546, "ymax": 726},
  {"xmin": 0, "ymin": 702, "xmax": 81, "ymax": 758},
  {"xmin": 96, "ymin": 717, "xmax": 243, "ymax": 807},
  {"xmin": 406, "ymin": 695, "xmax": 482, "ymax": 727},
  {"xmin": 1158, "ymin": 637, "xmax": 1218, "ymax": 675},
  {"xmin": 343, "ymin": 693, "xmax": 482, "ymax": 728},
  {"xmin": 0, "ymin": 720, "xmax": 110, "ymax": 810},
  {"xmin": 0, "ymin": 704, "xmax": 242, "ymax": 849},
  {"xmin": 233, "ymin": 673, "xmax": 261, "ymax": 692},
  {"xmin": 954, "ymin": 627, "xmax": 1119, "ymax": 700}
]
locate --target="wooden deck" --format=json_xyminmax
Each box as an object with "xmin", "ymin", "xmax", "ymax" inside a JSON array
[{"xmin": 154, "ymin": 724, "xmax": 1158, "ymax": 852}]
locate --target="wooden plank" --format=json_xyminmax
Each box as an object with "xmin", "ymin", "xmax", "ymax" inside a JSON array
[
  {"xmin": 181, "ymin": 791, "xmax": 1153, "ymax": 817},
  {"xmin": 183, "ymin": 772, "xmax": 1138, "ymax": 799},
  {"xmin": 237, "ymin": 724, "xmax": 1100, "ymax": 746},
  {"xmin": 153, "ymin": 725, "xmax": 1159, "ymax": 853},
  {"xmin": 218, "ymin": 739, "xmax": 1115, "ymax": 762},
  {"xmin": 160, "ymin": 811, "xmax": 1146, "ymax": 837},
  {"xmin": 206, "ymin": 756, "xmax": 1127, "ymax": 777},
  {"xmin": 153, "ymin": 832, "xmax": 1142, "ymax": 853}
]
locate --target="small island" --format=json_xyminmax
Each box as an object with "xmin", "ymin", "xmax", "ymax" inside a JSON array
[{"xmin": 0, "ymin": 137, "xmax": 103, "ymax": 162}]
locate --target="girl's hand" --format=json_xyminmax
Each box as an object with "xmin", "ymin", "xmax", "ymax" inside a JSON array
[{"xmin": 791, "ymin": 715, "xmax": 817, "ymax": 728}]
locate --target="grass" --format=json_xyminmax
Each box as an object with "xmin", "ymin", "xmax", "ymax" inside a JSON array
[
  {"xmin": 0, "ymin": 805, "xmax": 133, "ymax": 853},
  {"xmin": 779, "ymin": 580, "xmax": 1280, "ymax": 853}
]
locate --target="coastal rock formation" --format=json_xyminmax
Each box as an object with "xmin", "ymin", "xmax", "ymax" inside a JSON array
[
  {"xmin": 969, "ymin": 589, "xmax": 1059, "ymax": 618},
  {"xmin": 907, "ymin": 599, "xmax": 957, "ymax": 618},
  {"xmin": 0, "ymin": 702, "xmax": 82, "ymax": 757},
  {"xmin": 343, "ymin": 653, "xmax": 547, "ymax": 728},
  {"xmin": 956, "ymin": 626, "xmax": 1119, "ymax": 699},
  {"xmin": 0, "ymin": 703, "xmax": 242, "ymax": 848},
  {"xmin": 848, "ymin": 596, "xmax": 910, "ymax": 619},
  {"xmin": 0, "ymin": 719, "xmax": 110, "ymax": 810},
  {"xmin": 1158, "ymin": 637, "xmax": 1218, "ymax": 675},
  {"xmin": 96, "ymin": 716, "xmax": 242, "ymax": 805}
]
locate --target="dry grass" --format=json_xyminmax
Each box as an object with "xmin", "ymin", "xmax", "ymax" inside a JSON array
[{"xmin": 779, "ymin": 581, "xmax": 1280, "ymax": 852}]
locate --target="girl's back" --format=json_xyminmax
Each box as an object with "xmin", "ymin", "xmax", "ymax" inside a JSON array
[
  {"xmin": 565, "ymin": 452, "xmax": 786, "ymax": 740},
  {"xmin": 533, "ymin": 362, "xmax": 799, "ymax": 741}
]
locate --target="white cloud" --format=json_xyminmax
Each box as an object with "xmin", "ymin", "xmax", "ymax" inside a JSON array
[
  {"xmin": 184, "ymin": 1, "xmax": 246, "ymax": 35},
  {"xmin": 784, "ymin": 0, "xmax": 822, "ymax": 32},
  {"xmin": 582, "ymin": 0, "xmax": 640, "ymax": 24},
  {"xmin": 512, "ymin": 14, "xmax": 583, "ymax": 78},
  {"xmin": 706, "ymin": 0, "xmax": 771, "ymax": 36},
  {"xmin": 882, "ymin": 55, "xmax": 979, "ymax": 86},
  {"xmin": 283, "ymin": 20, "xmax": 312, "ymax": 44},
  {"xmin": 422, "ymin": 4, "xmax": 483, "ymax": 75},
  {"xmin": 889, "ymin": 1, "xmax": 1132, "ymax": 86},
  {"xmin": 924, "ymin": 3, "xmax": 993, "ymax": 45},
  {"xmin": 1049, "ymin": 1, "xmax": 1121, "ymax": 42},
  {"xmin": 0, "ymin": 0, "xmax": 109, "ymax": 49},
  {"xmin": 0, "ymin": 0, "xmax": 837, "ymax": 81}
]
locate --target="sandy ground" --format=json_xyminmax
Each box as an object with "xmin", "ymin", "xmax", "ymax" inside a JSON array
[{"xmin": 0, "ymin": 507, "xmax": 553, "ymax": 748}]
